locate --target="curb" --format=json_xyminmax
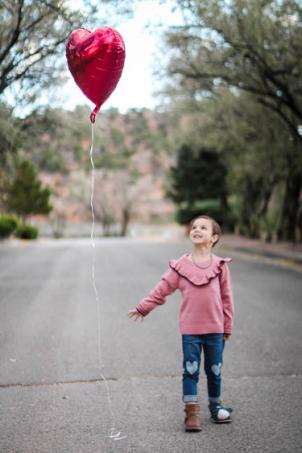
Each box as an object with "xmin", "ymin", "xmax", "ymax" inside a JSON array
[
  {"xmin": 225, "ymin": 245, "xmax": 302, "ymax": 266},
  {"xmin": 219, "ymin": 244, "xmax": 302, "ymax": 272}
]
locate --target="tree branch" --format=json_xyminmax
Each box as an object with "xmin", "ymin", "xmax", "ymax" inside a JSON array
[
  {"xmin": 257, "ymin": 97, "xmax": 301, "ymax": 141},
  {"xmin": 0, "ymin": 0, "xmax": 24, "ymax": 63}
]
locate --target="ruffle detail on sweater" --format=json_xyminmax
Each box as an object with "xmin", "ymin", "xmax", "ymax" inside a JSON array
[{"xmin": 169, "ymin": 254, "xmax": 232, "ymax": 287}]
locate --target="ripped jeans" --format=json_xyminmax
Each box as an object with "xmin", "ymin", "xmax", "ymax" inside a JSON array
[{"xmin": 182, "ymin": 333, "xmax": 225, "ymax": 403}]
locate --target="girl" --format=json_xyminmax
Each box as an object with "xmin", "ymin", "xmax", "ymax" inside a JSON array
[{"xmin": 127, "ymin": 215, "xmax": 234, "ymax": 432}]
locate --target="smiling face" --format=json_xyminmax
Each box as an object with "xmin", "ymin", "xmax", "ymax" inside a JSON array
[{"xmin": 189, "ymin": 217, "xmax": 219, "ymax": 248}]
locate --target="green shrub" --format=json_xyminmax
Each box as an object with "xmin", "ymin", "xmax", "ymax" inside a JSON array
[
  {"xmin": 15, "ymin": 224, "xmax": 39, "ymax": 240},
  {"xmin": 0, "ymin": 214, "xmax": 19, "ymax": 239},
  {"xmin": 227, "ymin": 196, "xmax": 241, "ymax": 231},
  {"xmin": 175, "ymin": 199, "xmax": 223, "ymax": 226}
]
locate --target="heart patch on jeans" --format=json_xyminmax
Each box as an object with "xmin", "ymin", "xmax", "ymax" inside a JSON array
[
  {"xmin": 186, "ymin": 360, "xmax": 198, "ymax": 375},
  {"xmin": 211, "ymin": 363, "xmax": 222, "ymax": 376}
]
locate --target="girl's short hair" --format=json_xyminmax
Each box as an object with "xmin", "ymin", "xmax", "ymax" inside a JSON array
[{"xmin": 189, "ymin": 215, "xmax": 221, "ymax": 247}]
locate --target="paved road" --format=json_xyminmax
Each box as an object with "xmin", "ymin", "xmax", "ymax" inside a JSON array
[{"xmin": 0, "ymin": 239, "xmax": 302, "ymax": 453}]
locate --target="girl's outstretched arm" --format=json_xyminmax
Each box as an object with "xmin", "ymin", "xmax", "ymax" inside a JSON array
[
  {"xmin": 128, "ymin": 267, "xmax": 179, "ymax": 320},
  {"xmin": 220, "ymin": 263, "xmax": 234, "ymax": 335}
]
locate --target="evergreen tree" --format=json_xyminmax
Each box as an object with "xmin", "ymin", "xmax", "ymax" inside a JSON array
[
  {"xmin": 167, "ymin": 144, "xmax": 229, "ymax": 225},
  {"xmin": 5, "ymin": 160, "xmax": 52, "ymax": 222}
]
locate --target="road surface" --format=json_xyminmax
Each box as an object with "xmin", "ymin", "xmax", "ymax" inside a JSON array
[{"xmin": 0, "ymin": 238, "xmax": 301, "ymax": 452}]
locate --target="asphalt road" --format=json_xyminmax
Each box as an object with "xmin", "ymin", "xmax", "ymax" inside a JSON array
[{"xmin": 0, "ymin": 238, "xmax": 302, "ymax": 453}]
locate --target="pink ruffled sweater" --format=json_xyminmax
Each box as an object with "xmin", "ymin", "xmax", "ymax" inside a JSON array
[{"xmin": 136, "ymin": 253, "xmax": 234, "ymax": 335}]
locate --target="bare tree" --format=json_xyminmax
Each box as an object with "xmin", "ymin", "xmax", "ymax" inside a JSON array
[{"xmin": 0, "ymin": 0, "xmax": 94, "ymax": 104}]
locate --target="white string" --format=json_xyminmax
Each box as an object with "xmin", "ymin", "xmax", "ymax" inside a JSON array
[{"xmin": 89, "ymin": 122, "xmax": 127, "ymax": 441}]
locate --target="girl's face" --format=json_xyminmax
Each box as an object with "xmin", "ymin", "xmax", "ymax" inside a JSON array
[{"xmin": 189, "ymin": 218, "xmax": 218, "ymax": 248}]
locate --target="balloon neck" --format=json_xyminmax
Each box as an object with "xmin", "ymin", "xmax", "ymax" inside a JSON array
[{"xmin": 90, "ymin": 105, "xmax": 100, "ymax": 123}]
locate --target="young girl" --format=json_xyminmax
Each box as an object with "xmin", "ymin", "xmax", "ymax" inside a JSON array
[{"xmin": 127, "ymin": 215, "xmax": 234, "ymax": 432}]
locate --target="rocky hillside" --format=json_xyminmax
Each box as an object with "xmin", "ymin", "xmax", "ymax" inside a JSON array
[{"xmin": 20, "ymin": 106, "xmax": 177, "ymax": 234}]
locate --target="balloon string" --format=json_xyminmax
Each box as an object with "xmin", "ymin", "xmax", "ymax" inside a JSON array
[{"xmin": 89, "ymin": 122, "xmax": 126, "ymax": 441}]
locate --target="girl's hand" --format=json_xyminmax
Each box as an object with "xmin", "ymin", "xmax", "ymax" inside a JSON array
[
  {"xmin": 127, "ymin": 309, "xmax": 144, "ymax": 322},
  {"xmin": 224, "ymin": 333, "xmax": 231, "ymax": 341}
]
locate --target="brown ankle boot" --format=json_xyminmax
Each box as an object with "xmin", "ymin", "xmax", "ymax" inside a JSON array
[{"xmin": 184, "ymin": 403, "xmax": 202, "ymax": 431}]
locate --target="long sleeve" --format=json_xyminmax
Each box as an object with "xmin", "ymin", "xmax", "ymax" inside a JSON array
[
  {"xmin": 136, "ymin": 267, "xmax": 179, "ymax": 316},
  {"xmin": 219, "ymin": 263, "xmax": 234, "ymax": 334}
]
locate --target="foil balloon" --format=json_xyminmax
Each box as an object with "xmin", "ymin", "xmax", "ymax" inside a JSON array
[{"xmin": 66, "ymin": 27, "xmax": 125, "ymax": 123}]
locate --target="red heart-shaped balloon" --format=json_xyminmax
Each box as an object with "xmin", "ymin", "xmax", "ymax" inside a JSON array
[{"xmin": 66, "ymin": 27, "xmax": 125, "ymax": 123}]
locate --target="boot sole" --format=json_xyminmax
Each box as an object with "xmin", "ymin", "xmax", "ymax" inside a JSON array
[
  {"xmin": 185, "ymin": 426, "xmax": 202, "ymax": 432},
  {"xmin": 211, "ymin": 417, "xmax": 232, "ymax": 424}
]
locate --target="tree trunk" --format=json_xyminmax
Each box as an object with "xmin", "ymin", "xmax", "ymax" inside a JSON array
[
  {"xmin": 277, "ymin": 170, "xmax": 302, "ymax": 242},
  {"xmin": 241, "ymin": 176, "xmax": 261, "ymax": 238},
  {"xmin": 258, "ymin": 178, "xmax": 276, "ymax": 218},
  {"xmin": 120, "ymin": 208, "xmax": 130, "ymax": 237},
  {"xmin": 220, "ymin": 191, "xmax": 230, "ymax": 229}
]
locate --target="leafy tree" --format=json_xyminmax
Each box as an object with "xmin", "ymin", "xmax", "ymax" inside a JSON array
[
  {"xmin": 161, "ymin": 0, "xmax": 302, "ymax": 241},
  {"xmin": 179, "ymin": 89, "xmax": 292, "ymax": 237},
  {"xmin": 167, "ymin": 85, "xmax": 301, "ymax": 239},
  {"xmin": 5, "ymin": 159, "xmax": 52, "ymax": 221},
  {"xmin": 0, "ymin": 101, "xmax": 20, "ymax": 169},
  {"xmin": 165, "ymin": 0, "xmax": 302, "ymax": 139}
]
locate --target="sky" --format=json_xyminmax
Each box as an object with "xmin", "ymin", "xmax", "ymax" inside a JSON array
[{"xmin": 63, "ymin": 0, "xmax": 182, "ymax": 113}]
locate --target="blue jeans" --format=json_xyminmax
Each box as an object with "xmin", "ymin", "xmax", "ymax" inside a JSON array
[{"xmin": 182, "ymin": 333, "xmax": 225, "ymax": 403}]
